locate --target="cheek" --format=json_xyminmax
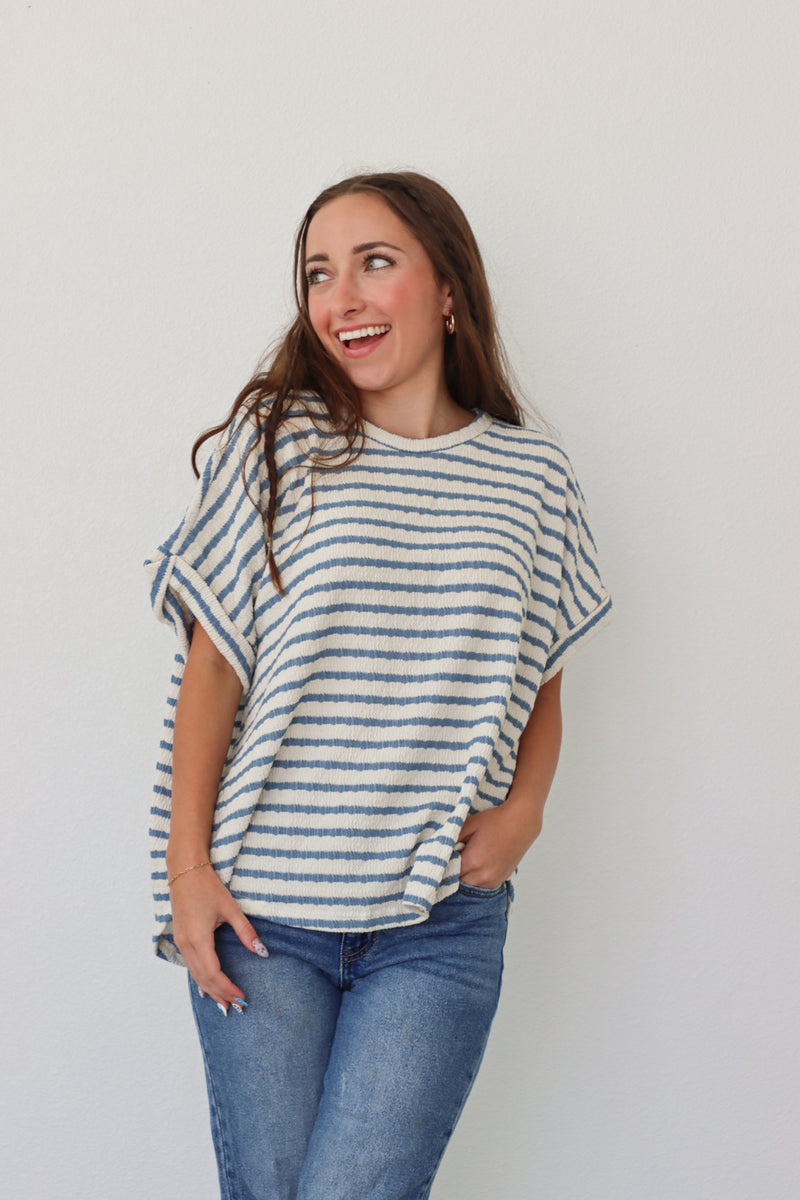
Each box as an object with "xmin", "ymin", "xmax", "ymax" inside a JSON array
[
  {"xmin": 383, "ymin": 277, "xmax": 440, "ymax": 333},
  {"xmin": 306, "ymin": 295, "xmax": 330, "ymax": 343},
  {"xmin": 387, "ymin": 276, "xmax": 426, "ymax": 317},
  {"xmin": 382, "ymin": 277, "xmax": 411, "ymax": 311}
]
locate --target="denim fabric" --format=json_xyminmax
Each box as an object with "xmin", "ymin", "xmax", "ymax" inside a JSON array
[{"xmin": 190, "ymin": 881, "xmax": 511, "ymax": 1200}]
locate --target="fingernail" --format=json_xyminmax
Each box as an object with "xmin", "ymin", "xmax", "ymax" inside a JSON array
[
  {"xmin": 251, "ymin": 938, "xmax": 269, "ymax": 958},
  {"xmin": 217, "ymin": 1002, "xmax": 228, "ymax": 1017},
  {"xmin": 198, "ymin": 985, "xmax": 206, "ymax": 999},
  {"xmin": 231, "ymin": 1000, "xmax": 247, "ymax": 1015}
]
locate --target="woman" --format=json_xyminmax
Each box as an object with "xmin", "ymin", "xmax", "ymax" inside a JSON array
[{"xmin": 146, "ymin": 170, "xmax": 613, "ymax": 1199}]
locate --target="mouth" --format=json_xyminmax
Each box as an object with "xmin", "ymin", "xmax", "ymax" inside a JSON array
[{"xmin": 336, "ymin": 324, "xmax": 391, "ymax": 357}]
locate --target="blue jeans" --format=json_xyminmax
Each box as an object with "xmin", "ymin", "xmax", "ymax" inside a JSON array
[{"xmin": 190, "ymin": 880, "xmax": 511, "ymax": 1200}]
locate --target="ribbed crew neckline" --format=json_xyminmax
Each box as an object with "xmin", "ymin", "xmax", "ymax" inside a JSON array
[{"xmin": 361, "ymin": 408, "xmax": 492, "ymax": 452}]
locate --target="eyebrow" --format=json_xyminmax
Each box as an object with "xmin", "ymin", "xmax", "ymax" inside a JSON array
[{"xmin": 304, "ymin": 241, "xmax": 404, "ymax": 267}]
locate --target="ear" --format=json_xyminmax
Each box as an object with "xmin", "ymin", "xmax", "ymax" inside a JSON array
[{"xmin": 440, "ymin": 281, "xmax": 454, "ymax": 315}]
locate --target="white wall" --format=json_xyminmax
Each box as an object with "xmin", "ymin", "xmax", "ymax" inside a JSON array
[{"xmin": 3, "ymin": 2, "xmax": 798, "ymax": 1197}]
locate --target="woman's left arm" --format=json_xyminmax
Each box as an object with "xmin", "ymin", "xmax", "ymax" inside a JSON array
[{"xmin": 458, "ymin": 670, "xmax": 563, "ymax": 888}]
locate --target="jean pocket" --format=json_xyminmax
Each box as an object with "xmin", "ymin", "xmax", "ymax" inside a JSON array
[{"xmin": 457, "ymin": 880, "xmax": 508, "ymax": 898}]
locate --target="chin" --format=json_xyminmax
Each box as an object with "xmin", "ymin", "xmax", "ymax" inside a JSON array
[{"xmin": 343, "ymin": 369, "xmax": 396, "ymax": 393}]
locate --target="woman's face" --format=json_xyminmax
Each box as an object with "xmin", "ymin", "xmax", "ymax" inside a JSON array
[{"xmin": 304, "ymin": 192, "xmax": 452, "ymax": 408}]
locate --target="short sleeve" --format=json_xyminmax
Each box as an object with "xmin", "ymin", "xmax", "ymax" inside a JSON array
[
  {"xmin": 144, "ymin": 419, "xmax": 267, "ymax": 691},
  {"xmin": 541, "ymin": 460, "xmax": 614, "ymax": 683}
]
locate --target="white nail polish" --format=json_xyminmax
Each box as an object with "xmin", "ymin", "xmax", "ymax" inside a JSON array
[
  {"xmin": 251, "ymin": 938, "xmax": 269, "ymax": 958},
  {"xmin": 217, "ymin": 1002, "xmax": 228, "ymax": 1017}
]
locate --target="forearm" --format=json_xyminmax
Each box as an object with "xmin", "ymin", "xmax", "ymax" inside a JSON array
[
  {"xmin": 458, "ymin": 672, "xmax": 563, "ymax": 886},
  {"xmin": 166, "ymin": 626, "xmax": 243, "ymax": 873},
  {"xmin": 163, "ymin": 624, "xmax": 264, "ymax": 1008},
  {"xmin": 502, "ymin": 670, "xmax": 563, "ymax": 833}
]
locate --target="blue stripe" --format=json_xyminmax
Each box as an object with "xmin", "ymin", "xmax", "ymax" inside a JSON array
[
  {"xmin": 226, "ymin": 909, "xmax": 440, "ymax": 931},
  {"xmin": 251, "ymin": 798, "xmax": 458, "ymax": 817},
  {"xmin": 229, "ymin": 843, "xmax": 453, "ymax": 863},
  {"xmin": 232, "ymin": 866, "xmax": 425, "ymax": 884},
  {"xmin": 229, "ymin": 886, "xmax": 409, "ymax": 908},
  {"xmin": 220, "ymin": 818, "xmax": 444, "ymax": 841}
]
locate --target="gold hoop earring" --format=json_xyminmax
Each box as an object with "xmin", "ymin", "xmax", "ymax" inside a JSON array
[{"xmin": 444, "ymin": 312, "xmax": 456, "ymax": 335}]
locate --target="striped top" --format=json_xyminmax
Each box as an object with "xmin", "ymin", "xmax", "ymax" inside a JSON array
[{"xmin": 146, "ymin": 396, "xmax": 613, "ymax": 965}]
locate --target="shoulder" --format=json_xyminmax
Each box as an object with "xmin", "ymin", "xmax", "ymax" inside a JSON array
[
  {"xmin": 247, "ymin": 391, "xmax": 338, "ymax": 457},
  {"xmin": 201, "ymin": 409, "xmax": 261, "ymax": 479},
  {"xmin": 483, "ymin": 415, "xmax": 576, "ymax": 486},
  {"xmin": 204, "ymin": 392, "xmax": 327, "ymax": 481}
]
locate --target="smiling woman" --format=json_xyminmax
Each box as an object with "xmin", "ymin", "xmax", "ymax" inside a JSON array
[
  {"xmin": 304, "ymin": 193, "xmax": 454, "ymax": 416},
  {"xmin": 144, "ymin": 170, "xmax": 614, "ymax": 1200}
]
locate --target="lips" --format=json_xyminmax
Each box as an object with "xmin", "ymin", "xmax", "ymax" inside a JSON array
[
  {"xmin": 337, "ymin": 324, "xmax": 391, "ymax": 358},
  {"xmin": 337, "ymin": 323, "xmax": 391, "ymax": 345}
]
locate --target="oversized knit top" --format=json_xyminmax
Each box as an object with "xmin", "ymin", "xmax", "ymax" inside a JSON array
[{"xmin": 146, "ymin": 395, "xmax": 613, "ymax": 965}]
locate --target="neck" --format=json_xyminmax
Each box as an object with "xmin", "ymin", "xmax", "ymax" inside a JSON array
[{"xmin": 358, "ymin": 372, "xmax": 472, "ymax": 440}]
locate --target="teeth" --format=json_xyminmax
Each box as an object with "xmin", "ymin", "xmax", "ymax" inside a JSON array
[{"xmin": 338, "ymin": 324, "xmax": 391, "ymax": 343}]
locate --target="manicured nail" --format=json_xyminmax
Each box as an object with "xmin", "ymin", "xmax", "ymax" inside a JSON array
[
  {"xmin": 217, "ymin": 1002, "xmax": 228, "ymax": 1017},
  {"xmin": 232, "ymin": 1000, "xmax": 247, "ymax": 1015},
  {"xmin": 251, "ymin": 938, "xmax": 269, "ymax": 958},
  {"xmin": 197, "ymin": 985, "xmax": 206, "ymax": 998}
]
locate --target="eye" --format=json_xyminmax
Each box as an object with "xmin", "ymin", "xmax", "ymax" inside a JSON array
[
  {"xmin": 305, "ymin": 267, "xmax": 328, "ymax": 287},
  {"xmin": 364, "ymin": 254, "xmax": 394, "ymax": 272}
]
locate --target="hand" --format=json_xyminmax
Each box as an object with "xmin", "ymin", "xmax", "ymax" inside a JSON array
[
  {"xmin": 458, "ymin": 796, "xmax": 544, "ymax": 889},
  {"xmin": 169, "ymin": 865, "xmax": 268, "ymax": 1012}
]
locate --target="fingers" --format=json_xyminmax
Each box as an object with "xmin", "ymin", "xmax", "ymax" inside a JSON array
[
  {"xmin": 184, "ymin": 922, "xmax": 269, "ymax": 1016},
  {"xmin": 171, "ymin": 877, "xmax": 269, "ymax": 1013},
  {"xmin": 197, "ymin": 970, "xmax": 249, "ymax": 1016},
  {"xmin": 179, "ymin": 935, "xmax": 236, "ymax": 1009},
  {"xmin": 229, "ymin": 910, "xmax": 270, "ymax": 961},
  {"xmin": 179, "ymin": 921, "xmax": 259, "ymax": 1013},
  {"xmin": 188, "ymin": 949, "xmax": 250, "ymax": 1015}
]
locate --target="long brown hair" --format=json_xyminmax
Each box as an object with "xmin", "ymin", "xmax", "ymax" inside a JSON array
[{"xmin": 192, "ymin": 170, "xmax": 531, "ymax": 595}]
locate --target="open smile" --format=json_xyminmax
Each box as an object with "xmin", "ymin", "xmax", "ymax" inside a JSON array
[{"xmin": 336, "ymin": 324, "xmax": 391, "ymax": 357}]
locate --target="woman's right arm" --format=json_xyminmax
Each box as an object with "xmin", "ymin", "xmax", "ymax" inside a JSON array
[{"xmin": 166, "ymin": 618, "xmax": 268, "ymax": 1011}]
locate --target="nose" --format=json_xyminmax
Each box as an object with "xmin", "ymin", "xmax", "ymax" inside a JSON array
[{"xmin": 331, "ymin": 272, "xmax": 365, "ymax": 318}]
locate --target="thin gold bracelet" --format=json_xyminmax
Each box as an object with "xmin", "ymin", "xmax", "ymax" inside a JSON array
[{"xmin": 168, "ymin": 859, "xmax": 212, "ymax": 887}]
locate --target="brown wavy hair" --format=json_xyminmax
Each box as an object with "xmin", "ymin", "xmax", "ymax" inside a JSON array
[{"xmin": 192, "ymin": 170, "xmax": 532, "ymax": 595}]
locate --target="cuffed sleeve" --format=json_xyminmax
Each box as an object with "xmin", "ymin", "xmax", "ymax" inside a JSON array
[
  {"xmin": 541, "ymin": 461, "xmax": 613, "ymax": 682},
  {"xmin": 144, "ymin": 419, "xmax": 267, "ymax": 692}
]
